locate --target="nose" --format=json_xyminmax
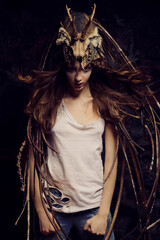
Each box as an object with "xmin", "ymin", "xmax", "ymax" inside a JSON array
[{"xmin": 75, "ymin": 71, "xmax": 82, "ymax": 82}]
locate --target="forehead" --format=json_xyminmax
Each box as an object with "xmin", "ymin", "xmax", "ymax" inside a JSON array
[
  {"xmin": 66, "ymin": 62, "xmax": 92, "ymax": 70},
  {"xmin": 67, "ymin": 62, "xmax": 81, "ymax": 69}
]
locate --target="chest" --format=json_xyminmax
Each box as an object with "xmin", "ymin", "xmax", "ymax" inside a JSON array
[{"xmin": 63, "ymin": 98, "xmax": 100, "ymax": 126}]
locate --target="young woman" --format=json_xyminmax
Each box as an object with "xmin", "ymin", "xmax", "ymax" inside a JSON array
[
  {"xmin": 29, "ymin": 59, "xmax": 117, "ymax": 240},
  {"xmin": 17, "ymin": 5, "xmax": 160, "ymax": 240}
]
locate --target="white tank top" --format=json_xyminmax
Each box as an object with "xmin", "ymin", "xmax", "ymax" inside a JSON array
[{"xmin": 42, "ymin": 100, "xmax": 105, "ymax": 213}]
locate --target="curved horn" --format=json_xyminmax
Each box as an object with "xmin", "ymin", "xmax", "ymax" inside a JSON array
[
  {"xmin": 90, "ymin": 3, "xmax": 96, "ymax": 21},
  {"xmin": 81, "ymin": 4, "xmax": 96, "ymax": 40},
  {"xmin": 66, "ymin": 5, "xmax": 78, "ymax": 40}
]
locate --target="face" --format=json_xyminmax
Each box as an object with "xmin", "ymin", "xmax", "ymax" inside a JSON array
[{"xmin": 65, "ymin": 62, "xmax": 92, "ymax": 94}]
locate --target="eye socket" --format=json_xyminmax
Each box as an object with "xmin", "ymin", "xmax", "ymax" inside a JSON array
[
  {"xmin": 83, "ymin": 68, "xmax": 90, "ymax": 72},
  {"xmin": 66, "ymin": 67, "xmax": 76, "ymax": 73},
  {"xmin": 83, "ymin": 64, "xmax": 92, "ymax": 72}
]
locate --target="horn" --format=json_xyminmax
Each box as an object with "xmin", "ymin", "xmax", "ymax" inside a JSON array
[
  {"xmin": 90, "ymin": 3, "xmax": 96, "ymax": 21},
  {"xmin": 81, "ymin": 4, "xmax": 96, "ymax": 40},
  {"xmin": 66, "ymin": 5, "xmax": 78, "ymax": 40}
]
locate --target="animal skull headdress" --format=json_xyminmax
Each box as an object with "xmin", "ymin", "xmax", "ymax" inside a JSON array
[
  {"xmin": 38, "ymin": 4, "xmax": 135, "ymax": 71},
  {"xmin": 56, "ymin": 4, "xmax": 105, "ymax": 69},
  {"xmin": 55, "ymin": 4, "xmax": 135, "ymax": 71}
]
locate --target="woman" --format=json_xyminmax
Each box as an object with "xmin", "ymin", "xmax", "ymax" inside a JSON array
[
  {"xmin": 29, "ymin": 59, "xmax": 117, "ymax": 240},
  {"xmin": 16, "ymin": 5, "xmax": 160, "ymax": 240}
]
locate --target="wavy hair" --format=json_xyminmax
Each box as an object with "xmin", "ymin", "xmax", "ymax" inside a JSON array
[
  {"xmin": 19, "ymin": 66, "xmax": 152, "ymax": 133},
  {"xmin": 18, "ymin": 11, "xmax": 153, "ymax": 132}
]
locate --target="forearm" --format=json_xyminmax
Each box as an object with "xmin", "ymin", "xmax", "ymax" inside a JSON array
[
  {"xmin": 84, "ymin": 157, "xmax": 118, "ymax": 235},
  {"xmin": 97, "ymin": 123, "xmax": 118, "ymax": 218},
  {"xmin": 97, "ymin": 157, "xmax": 118, "ymax": 218}
]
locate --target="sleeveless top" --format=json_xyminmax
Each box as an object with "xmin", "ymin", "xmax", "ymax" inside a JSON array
[{"xmin": 42, "ymin": 100, "xmax": 105, "ymax": 213}]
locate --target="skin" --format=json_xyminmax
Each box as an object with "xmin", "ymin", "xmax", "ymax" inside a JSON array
[
  {"xmin": 30, "ymin": 61, "xmax": 118, "ymax": 236},
  {"xmin": 64, "ymin": 61, "xmax": 92, "ymax": 98}
]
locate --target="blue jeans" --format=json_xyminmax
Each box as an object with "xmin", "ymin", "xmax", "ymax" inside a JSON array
[{"xmin": 37, "ymin": 207, "xmax": 115, "ymax": 240}]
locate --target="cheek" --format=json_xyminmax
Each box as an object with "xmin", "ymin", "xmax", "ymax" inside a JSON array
[
  {"xmin": 84, "ymin": 71, "xmax": 92, "ymax": 81},
  {"xmin": 66, "ymin": 72, "xmax": 74, "ymax": 83}
]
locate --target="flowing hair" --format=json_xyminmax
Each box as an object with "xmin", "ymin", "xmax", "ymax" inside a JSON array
[
  {"xmin": 18, "ymin": 11, "xmax": 154, "ymax": 132},
  {"xmin": 18, "ymin": 63, "xmax": 152, "ymax": 132}
]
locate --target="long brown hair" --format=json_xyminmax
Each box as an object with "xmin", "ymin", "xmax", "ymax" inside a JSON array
[
  {"xmin": 90, "ymin": 67, "xmax": 152, "ymax": 122},
  {"xmin": 19, "ymin": 64, "xmax": 152, "ymax": 132},
  {"xmin": 18, "ymin": 67, "xmax": 65, "ymax": 131},
  {"xmin": 18, "ymin": 11, "xmax": 153, "ymax": 132}
]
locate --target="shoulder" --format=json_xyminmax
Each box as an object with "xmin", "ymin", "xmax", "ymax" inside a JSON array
[{"xmin": 105, "ymin": 122, "xmax": 117, "ymax": 138}]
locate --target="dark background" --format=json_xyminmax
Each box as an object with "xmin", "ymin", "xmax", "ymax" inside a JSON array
[{"xmin": 0, "ymin": 0, "xmax": 160, "ymax": 239}]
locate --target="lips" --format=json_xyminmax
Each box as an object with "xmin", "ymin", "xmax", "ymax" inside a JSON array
[{"xmin": 74, "ymin": 82, "xmax": 84, "ymax": 88}]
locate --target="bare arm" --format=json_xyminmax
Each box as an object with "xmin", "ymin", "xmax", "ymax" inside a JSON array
[
  {"xmin": 98, "ymin": 123, "xmax": 118, "ymax": 217},
  {"xmin": 84, "ymin": 123, "xmax": 118, "ymax": 235},
  {"xmin": 29, "ymin": 146, "xmax": 59, "ymax": 235}
]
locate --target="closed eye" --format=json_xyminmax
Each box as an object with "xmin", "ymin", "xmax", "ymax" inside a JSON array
[{"xmin": 83, "ymin": 64, "xmax": 92, "ymax": 72}]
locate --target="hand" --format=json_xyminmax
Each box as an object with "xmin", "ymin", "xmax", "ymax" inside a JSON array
[
  {"xmin": 84, "ymin": 214, "xmax": 108, "ymax": 235},
  {"xmin": 38, "ymin": 210, "xmax": 60, "ymax": 235}
]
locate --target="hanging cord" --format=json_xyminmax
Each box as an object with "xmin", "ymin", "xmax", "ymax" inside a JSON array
[
  {"xmin": 41, "ymin": 130, "xmax": 59, "ymax": 154},
  {"xmin": 146, "ymin": 85, "xmax": 160, "ymax": 110},
  {"xmin": 128, "ymin": 142, "xmax": 147, "ymax": 210},
  {"xmin": 146, "ymin": 218, "xmax": 160, "ymax": 231},
  {"xmin": 15, "ymin": 155, "xmax": 31, "ymax": 239},
  {"xmin": 118, "ymin": 135, "xmax": 148, "ymax": 240},
  {"xmin": 38, "ymin": 34, "xmax": 57, "ymax": 71},
  {"xmin": 142, "ymin": 123, "xmax": 158, "ymax": 235},
  {"xmin": 27, "ymin": 119, "xmax": 58, "ymax": 195},
  {"xmin": 144, "ymin": 98, "xmax": 160, "ymax": 208},
  {"xmin": 128, "ymin": 143, "xmax": 151, "ymax": 240},
  {"xmin": 118, "ymin": 121, "xmax": 144, "ymax": 152},
  {"xmin": 135, "ymin": 101, "xmax": 160, "ymax": 240},
  {"xmin": 27, "ymin": 116, "xmax": 44, "ymax": 155},
  {"xmin": 121, "ymin": 136, "xmax": 143, "ymax": 231},
  {"xmin": 16, "ymin": 138, "xmax": 28, "ymax": 191},
  {"xmin": 94, "ymin": 21, "xmax": 136, "ymax": 71},
  {"xmin": 27, "ymin": 164, "xmax": 31, "ymax": 240},
  {"xmin": 119, "ymin": 101, "xmax": 160, "ymax": 239},
  {"xmin": 15, "ymin": 136, "xmax": 30, "ymax": 227}
]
